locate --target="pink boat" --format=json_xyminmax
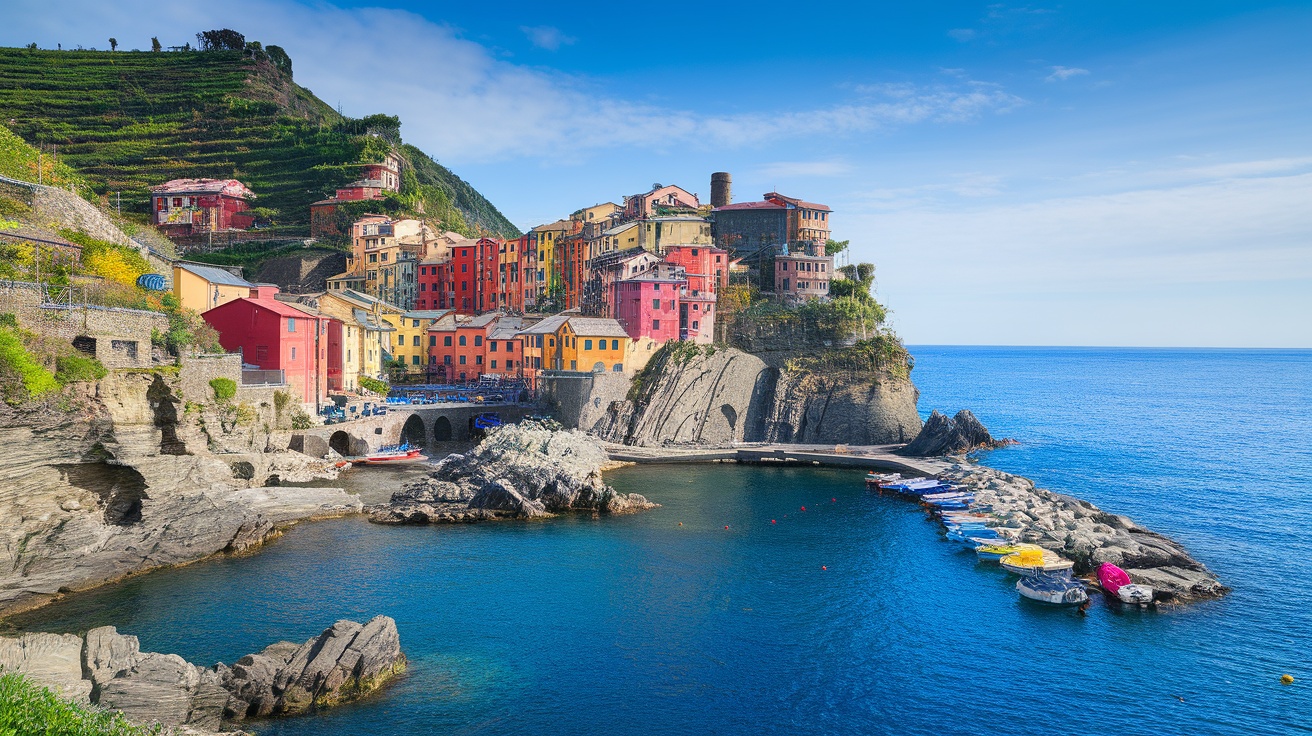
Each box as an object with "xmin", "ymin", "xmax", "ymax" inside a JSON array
[{"xmin": 1097, "ymin": 563, "xmax": 1154, "ymax": 604}]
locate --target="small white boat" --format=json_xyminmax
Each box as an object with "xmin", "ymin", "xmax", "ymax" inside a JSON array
[{"xmin": 1017, "ymin": 571, "xmax": 1088, "ymax": 605}]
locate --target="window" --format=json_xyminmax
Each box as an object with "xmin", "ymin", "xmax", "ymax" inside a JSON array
[
  {"xmin": 381, "ymin": 252, "xmax": 389, "ymax": 262},
  {"xmin": 475, "ymin": 355, "xmax": 483, "ymax": 365},
  {"xmin": 549, "ymin": 337, "xmax": 555, "ymax": 347},
  {"xmin": 411, "ymin": 355, "xmax": 420, "ymax": 365},
  {"xmin": 652, "ymin": 319, "xmax": 660, "ymax": 331},
  {"xmin": 255, "ymin": 345, "xmax": 269, "ymax": 361},
  {"xmin": 490, "ymin": 360, "xmax": 498, "ymax": 369},
  {"xmin": 461, "ymin": 263, "xmax": 468, "ymax": 272},
  {"xmin": 489, "ymin": 341, "xmax": 498, "ymax": 352},
  {"xmin": 413, "ymin": 336, "xmax": 421, "ymax": 347},
  {"xmin": 652, "ymin": 298, "xmax": 661, "ymax": 310},
  {"xmin": 459, "ymin": 335, "xmax": 467, "ymax": 346},
  {"xmin": 291, "ymin": 346, "xmax": 297, "ymax": 360},
  {"xmin": 430, "ymin": 335, "xmax": 437, "ymax": 347},
  {"xmin": 287, "ymin": 318, "xmax": 296, "ymax": 332},
  {"xmin": 506, "ymin": 341, "xmax": 514, "ymax": 352},
  {"xmin": 421, "ymin": 267, "xmax": 427, "ymax": 275},
  {"xmin": 421, "ymin": 283, "xmax": 427, "ymax": 292},
  {"xmin": 398, "ymin": 335, "xmax": 405, "ymax": 346},
  {"xmin": 474, "ymin": 335, "xmax": 483, "ymax": 347},
  {"xmin": 584, "ymin": 339, "xmax": 593, "ymax": 351},
  {"xmin": 461, "ymin": 281, "xmax": 468, "ymax": 291},
  {"xmin": 370, "ymin": 254, "xmax": 378, "ymax": 263},
  {"xmin": 459, "ymin": 355, "xmax": 467, "ymax": 364},
  {"xmin": 412, "ymin": 320, "xmax": 420, "ymax": 328},
  {"xmin": 693, "ymin": 321, "xmax": 699, "ymax": 330},
  {"xmin": 444, "ymin": 336, "xmax": 452, "ymax": 347},
  {"xmin": 444, "ymin": 355, "xmax": 452, "ymax": 365},
  {"xmin": 691, "ymin": 249, "xmax": 698, "ymax": 256},
  {"xmin": 783, "ymin": 278, "xmax": 790, "ymax": 291},
  {"xmin": 348, "ymin": 349, "xmax": 352, "ymax": 362}
]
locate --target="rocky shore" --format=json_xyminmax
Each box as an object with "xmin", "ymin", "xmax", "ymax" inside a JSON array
[
  {"xmin": 933, "ymin": 461, "xmax": 1227, "ymax": 601},
  {"xmin": 0, "ymin": 616, "xmax": 405, "ymax": 734},
  {"xmin": 370, "ymin": 421, "xmax": 656, "ymax": 524}
]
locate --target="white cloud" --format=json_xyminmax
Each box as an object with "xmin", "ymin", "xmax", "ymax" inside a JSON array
[
  {"xmin": 755, "ymin": 160, "xmax": 853, "ymax": 179},
  {"xmin": 947, "ymin": 28, "xmax": 977, "ymax": 41},
  {"xmin": 1046, "ymin": 66, "xmax": 1090, "ymax": 82},
  {"xmin": 520, "ymin": 25, "xmax": 575, "ymax": 51}
]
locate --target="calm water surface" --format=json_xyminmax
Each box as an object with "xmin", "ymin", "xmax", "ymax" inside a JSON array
[{"xmin": 14, "ymin": 347, "xmax": 1312, "ymax": 734}]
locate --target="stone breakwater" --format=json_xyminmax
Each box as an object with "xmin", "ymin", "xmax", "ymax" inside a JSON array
[
  {"xmin": 0, "ymin": 616, "xmax": 405, "ymax": 734},
  {"xmin": 370, "ymin": 422, "xmax": 656, "ymax": 524},
  {"xmin": 934, "ymin": 462, "xmax": 1227, "ymax": 602}
]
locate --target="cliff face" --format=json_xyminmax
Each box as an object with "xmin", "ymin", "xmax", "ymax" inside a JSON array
[
  {"xmin": 0, "ymin": 372, "xmax": 358, "ymax": 615},
  {"xmin": 593, "ymin": 346, "xmax": 921, "ymax": 446}
]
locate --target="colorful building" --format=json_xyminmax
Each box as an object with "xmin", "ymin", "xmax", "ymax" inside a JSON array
[
  {"xmin": 613, "ymin": 278, "xmax": 682, "ymax": 344},
  {"xmin": 309, "ymin": 151, "xmax": 402, "ymax": 237},
  {"xmin": 313, "ymin": 289, "xmax": 399, "ymax": 385},
  {"xmin": 774, "ymin": 241, "xmax": 833, "ymax": 304},
  {"xmin": 201, "ymin": 286, "xmax": 332, "ymax": 407},
  {"xmin": 555, "ymin": 317, "xmax": 629, "ymax": 373},
  {"xmin": 151, "ymin": 179, "xmax": 255, "ymax": 236},
  {"xmin": 172, "ymin": 262, "xmax": 253, "ymax": 315},
  {"xmin": 382, "ymin": 309, "xmax": 453, "ymax": 372},
  {"xmin": 621, "ymin": 184, "xmax": 700, "ymax": 220},
  {"xmin": 712, "ymin": 192, "xmax": 831, "ymax": 257}
]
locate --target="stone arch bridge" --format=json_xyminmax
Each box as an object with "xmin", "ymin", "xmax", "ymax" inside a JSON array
[{"xmin": 289, "ymin": 403, "xmax": 534, "ymax": 458}]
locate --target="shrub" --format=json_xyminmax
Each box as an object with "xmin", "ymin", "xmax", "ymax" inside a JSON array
[
  {"xmin": 289, "ymin": 407, "xmax": 313, "ymax": 430},
  {"xmin": 55, "ymin": 354, "xmax": 107, "ymax": 383},
  {"xmin": 273, "ymin": 390, "xmax": 290, "ymax": 415},
  {"xmin": 0, "ymin": 313, "xmax": 16, "ymax": 329},
  {"xmin": 209, "ymin": 377, "xmax": 237, "ymax": 402},
  {"xmin": 358, "ymin": 376, "xmax": 389, "ymax": 395},
  {"xmin": 0, "ymin": 671, "xmax": 159, "ymax": 735},
  {"xmin": 0, "ymin": 327, "xmax": 59, "ymax": 403}
]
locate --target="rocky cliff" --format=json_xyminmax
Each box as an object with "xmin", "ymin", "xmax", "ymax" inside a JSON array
[
  {"xmin": 0, "ymin": 616, "xmax": 404, "ymax": 733},
  {"xmin": 593, "ymin": 344, "xmax": 922, "ymax": 447},
  {"xmin": 0, "ymin": 371, "xmax": 359, "ymax": 615}
]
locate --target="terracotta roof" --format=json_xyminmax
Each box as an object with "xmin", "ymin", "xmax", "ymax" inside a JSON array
[{"xmin": 151, "ymin": 178, "xmax": 254, "ymax": 199}]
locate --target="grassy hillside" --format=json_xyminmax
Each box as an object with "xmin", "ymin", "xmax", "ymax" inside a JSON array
[{"xmin": 0, "ymin": 46, "xmax": 519, "ymax": 237}]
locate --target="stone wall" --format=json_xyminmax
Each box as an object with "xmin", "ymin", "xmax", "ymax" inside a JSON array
[
  {"xmin": 0, "ymin": 282, "xmax": 168, "ymax": 368},
  {"xmin": 540, "ymin": 371, "xmax": 632, "ymax": 432},
  {"xmin": 32, "ymin": 184, "xmax": 135, "ymax": 248}
]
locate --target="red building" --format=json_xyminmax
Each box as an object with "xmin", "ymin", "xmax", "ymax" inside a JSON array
[
  {"xmin": 663, "ymin": 245, "xmax": 729, "ymax": 298},
  {"xmin": 449, "ymin": 242, "xmax": 478, "ymax": 313},
  {"xmin": 427, "ymin": 313, "xmax": 499, "ymax": 382},
  {"xmin": 309, "ymin": 152, "xmax": 403, "ymax": 237},
  {"xmin": 201, "ymin": 286, "xmax": 333, "ymax": 407},
  {"xmin": 416, "ymin": 255, "xmax": 451, "ymax": 310},
  {"xmin": 477, "ymin": 238, "xmax": 501, "ymax": 313},
  {"xmin": 613, "ymin": 279, "xmax": 683, "ymax": 343},
  {"xmin": 151, "ymin": 179, "xmax": 254, "ymax": 237}
]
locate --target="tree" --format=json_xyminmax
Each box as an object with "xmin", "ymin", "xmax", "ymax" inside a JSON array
[
  {"xmin": 195, "ymin": 29, "xmax": 245, "ymax": 51},
  {"xmin": 825, "ymin": 239, "xmax": 849, "ymax": 256},
  {"xmin": 830, "ymin": 263, "xmax": 876, "ymax": 303},
  {"xmin": 25, "ymin": 43, "xmax": 37, "ymax": 51},
  {"xmin": 265, "ymin": 45, "xmax": 293, "ymax": 77},
  {"xmin": 109, "ymin": 38, "xmax": 118, "ymax": 52},
  {"xmin": 151, "ymin": 37, "xmax": 162, "ymax": 52}
]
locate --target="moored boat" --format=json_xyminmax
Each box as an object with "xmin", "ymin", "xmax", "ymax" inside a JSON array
[
  {"xmin": 361, "ymin": 443, "xmax": 427, "ymax": 465},
  {"xmin": 1097, "ymin": 562, "xmax": 1155, "ymax": 604},
  {"xmin": 975, "ymin": 542, "xmax": 1042, "ymax": 562},
  {"xmin": 1016, "ymin": 571, "xmax": 1088, "ymax": 605},
  {"xmin": 1000, "ymin": 548, "xmax": 1075, "ymax": 575}
]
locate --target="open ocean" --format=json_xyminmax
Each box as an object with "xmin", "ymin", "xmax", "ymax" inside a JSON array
[{"xmin": 14, "ymin": 346, "xmax": 1312, "ymax": 734}]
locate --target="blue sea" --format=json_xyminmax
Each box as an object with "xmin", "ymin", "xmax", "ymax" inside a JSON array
[{"xmin": 14, "ymin": 347, "xmax": 1312, "ymax": 734}]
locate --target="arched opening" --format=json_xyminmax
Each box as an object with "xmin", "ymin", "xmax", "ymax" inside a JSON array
[
  {"xmin": 432, "ymin": 416, "xmax": 452, "ymax": 441},
  {"xmin": 71, "ymin": 335, "xmax": 97, "ymax": 356},
  {"xmin": 592, "ymin": 361, "xmax": 606, "ymax": 372},
  {"xmin": 329, "ymin": 431, "xmax": 351, "ymax": 456},
  {"xmin": 401, "ymin": 414, "xmax": 426, "ymax": 447},
  {"xmin": 720, "ymin": 404, "xmax": 738, "ymax": 431}
]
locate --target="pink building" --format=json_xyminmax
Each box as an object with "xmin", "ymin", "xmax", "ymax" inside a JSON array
[
  {"xmin": 613, "ymin": 278, "xmax": 683, "ymax": 343},
  {"xmin": 662, "ymin": 245, "xmax": 728, "ymax": 298},
  {"xmin": 679, "ymin": 292, "xmax": 715, "ymax": 343}
]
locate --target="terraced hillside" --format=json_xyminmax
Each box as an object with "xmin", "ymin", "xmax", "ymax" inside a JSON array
[{"xmin": 0, "ymin": 47, "xmax": 518, "ymax": 237}]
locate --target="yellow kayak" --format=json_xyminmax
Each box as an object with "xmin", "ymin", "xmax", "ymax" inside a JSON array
[
  {"xmin": 999, "ymin": 548, "xmax": 1074, "ymax": 574},
  {"xmin": 975, "ymin": 542, "xmax": 1042, "ymax": 562}
]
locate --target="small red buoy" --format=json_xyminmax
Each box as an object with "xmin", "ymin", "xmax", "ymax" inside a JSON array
[
  {"xmin": 822, "ymin": 566, "xmax": 828, "ymax": 571},
  {"xmin": 678, "ymin": 522, "xmax": 682, "ymax": 526},
  {"xmin": 771, "ymin": 519, "xmax": 776, "ymax": 524},
  {"xmin": 831, "ymin": 498, "xmax": 836, "ymax": 503},
  {"xmin": 801, "ymin": 506, "xmax": 806, "ymax": 511},
  {"xmin": 724, "ymin": 525, "xmax": 730, "ymax": 530}
]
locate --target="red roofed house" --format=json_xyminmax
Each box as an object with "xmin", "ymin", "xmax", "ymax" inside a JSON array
[
  {"xmin": 151, "ymin": 179, "xmax": 255, "ymax": 237},
  {"xmin": 309, "ymin": 151, "xmax": 403, "ymax": 237},
  {"xmin": 201, "ymin": 285, "xmax": 333, "ymax": 408}
]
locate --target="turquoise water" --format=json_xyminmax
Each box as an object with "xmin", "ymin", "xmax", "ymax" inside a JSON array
[{"xmin": 15, "ymin": 347, "xmax": 1312, "ymax": 734}]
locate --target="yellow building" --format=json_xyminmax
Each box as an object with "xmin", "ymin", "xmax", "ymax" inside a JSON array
[
  {"xmin": 173, "ymin": 262, "xmax": 252, "ymax": 314},
  {"xmin": 382, "ymin": 309, "xmax": 454, "ymax": 371},
  {"xmin": 572, "ymin": 202, "xmax": 620, "ymax": 224},
  {"xmin": 315, "ymin": 289, "xmax": 399, "ymax": 385},
  {"xmin": 550, "ymin": 316, "xmax": 629, "ymax": 373},
  {"xmin": 637, "ymin": 216, "xmax": 712, "ymax": 253},
  {"xmin": 531, "ymin": 220, "xmax": 571, "ymax": 298}
]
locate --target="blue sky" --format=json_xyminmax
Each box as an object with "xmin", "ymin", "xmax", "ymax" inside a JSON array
[{"xmin": 8, "ymin": 1, "xmax": 1312, "ymax": 346}]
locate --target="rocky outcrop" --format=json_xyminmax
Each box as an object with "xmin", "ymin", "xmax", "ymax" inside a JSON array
[
  {"xmin": 370, "ymin": 421, "xmax": 656, "ymax": 524},
  {"xmin": 0, "ymin": 617, "xmax": 404, "ymax": 733},
  {"xmin": 938, "ymin": 463, "xmax": 1227, "ymax": 601},
  {"xmin": 899, "ymin": 409, "xmax": 1010, "ymax": 456},
  {"xmin": 0, "ymin": 371, "xmax": 358, "ymax": 615},
  {"xmin": 594, "ymin": 346, "xmax": 921, "ymax": 447}
]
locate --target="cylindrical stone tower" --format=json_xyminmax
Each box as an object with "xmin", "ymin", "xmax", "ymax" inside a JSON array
[{"xmin": 711, "ymin": 172, "xmax": 732, "ymax": 208}]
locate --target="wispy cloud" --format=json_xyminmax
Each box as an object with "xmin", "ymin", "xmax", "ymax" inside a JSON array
[
  {"xmin": 520, "ymin": 25, "xmax": 575, "ymax": 51},
  {"xmin": 755, "ymin": 160, "xmax": 853, "ymax": 179},
  {"xmin": 1046, "ymin": 66, "xmax": 1090, "ymax": 82}
]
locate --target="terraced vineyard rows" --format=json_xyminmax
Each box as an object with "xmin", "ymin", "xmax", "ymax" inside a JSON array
[{"xmin": 0, "ymin": 47, "xmax": 518, "ymax": 236}]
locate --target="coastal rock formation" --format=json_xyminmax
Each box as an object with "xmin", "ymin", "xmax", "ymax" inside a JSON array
[
  {"xmin": 899, "ymin": 410, "xmax": 1010, "ymax": 456},
  {"xmin": 370, "ymin": 421, "xmax": 656, "ymax": 524},
  {"xmin": 940, "ymin": 464, "xmax": 1227, "ymax": 601},
  {"xmin": 0, "ymin": 617, "xmax": 404, "ymax": 733},
  {"xmin": 593, "ymin": 346, "xmax": 921, "ymax": 446},
  {"xmin": 0, "ymin": 370, "xmax": 359, "ymax": 615}
]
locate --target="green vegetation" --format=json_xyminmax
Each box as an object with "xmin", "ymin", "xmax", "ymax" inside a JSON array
[
  {"xmin": 209, "ymin": 376, "xmax": 237, "ymax": 402},
  {"xmin": 783, "ymin": 336, "xmax": 913, "ymax": 380},
  {"xmin": 0, "ymin": 671, "xmax": 160, "ymax": 736},
  {"xmin": 829, "ymin": 262, "xmax": 876, "ymax": 303},
  {"xmin": 55, "ymin": 354, "xmax": 108, "ymax": 383},
  {"xmin": 0, "ymin": 125, "xmax": 89, "ymax": 190},
  {"xmin": 824, "ymin": 238, "xmax": 849, "ymax": 256},
  {"xmin": 0, "ymin": 44, "xmax": 519, "ymax": 236},
  {"xmin": 0, "ymin": 326, "xmax": 61, "ymax": 402},
  {"xmin": 185, "ymin": 238, "xmax": 347, "ymax": 273},
  {"xmin": 358, "ymin": 376, "xmax": 389, "ymax": 395}
]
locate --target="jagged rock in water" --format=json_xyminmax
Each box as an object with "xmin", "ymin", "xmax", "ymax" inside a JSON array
[
  {"xmin": 0, "ymin": 617, "xmax": 404, "ymax": 732},
  {"xmin": 370, "ymin": 421, "xmax": 656, "ymax": 524},
  {"xmin": 899, "ymin": 409, "xmax": 1007, "ymax": 457}
]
